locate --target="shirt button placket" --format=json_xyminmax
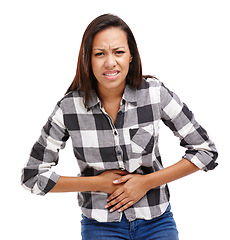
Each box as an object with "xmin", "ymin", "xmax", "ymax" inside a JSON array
[{"xmin": 114, "ymin": 130, "xmax": 125, "ymax": 170}]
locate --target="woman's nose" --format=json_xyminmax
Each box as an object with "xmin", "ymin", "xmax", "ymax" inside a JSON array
[{"xmin": 105, "ymin": 55, "xmax": 116, "ymax": 69}]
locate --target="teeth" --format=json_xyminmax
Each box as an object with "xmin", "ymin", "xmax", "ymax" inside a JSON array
[{"xmin": 105, "ymin": 72, "xmax": 118, "ymax": 76}]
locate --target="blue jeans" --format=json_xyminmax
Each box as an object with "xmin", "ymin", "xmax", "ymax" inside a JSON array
[{"xmin": 81, "ymin": 204, "xmax": 179, "ymax": 240}]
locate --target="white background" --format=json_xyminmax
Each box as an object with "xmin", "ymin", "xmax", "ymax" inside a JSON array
[{"xmin": 1, "ymin": 0, "xmax": 229, "ymax": 239}]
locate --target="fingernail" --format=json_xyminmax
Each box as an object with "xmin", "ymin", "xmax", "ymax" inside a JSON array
[
  {"xmin": 105, "ymin": 204, "xmax": 108, "ymax": 208},
  {"xmin": 109, "ymin": 209, "xmax": 114, "ymax": 213},
  {"xmin": 113, "ymin": 180, "xmax": 118, "ymax": 184}
]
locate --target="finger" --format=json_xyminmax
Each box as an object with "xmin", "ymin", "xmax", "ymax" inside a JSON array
[
  {"xmin": 107, "ymin": 188, "xmax": 124, "ymax": 203},
  {"xmin": 113, "ymin": 174, "xmax": 131, "ymax": 184},
  {"xmin": 109, "ymin": 197, "xmax": 129, "ymax": 213},
  {"xmin": 117, "ymin": 201, "xmax": 134, "ymax": 212},
  {"xmin": 106, "ymin": 192, "xmax": 125, "ymax": 209}
]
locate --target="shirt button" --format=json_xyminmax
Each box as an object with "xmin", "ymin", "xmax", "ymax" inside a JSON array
[
  {"xmin": 117, "ymin": 151, "xmax": 122, "ymax": 156},
  {"xmin": 118, "ymin": 111, "xmax": 122, "ymax": 115},
  {"xmin": 114, "ymin": 131, "xmax": 118, "ymax": 136}
]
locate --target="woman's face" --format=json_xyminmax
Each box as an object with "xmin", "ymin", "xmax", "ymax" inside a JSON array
[{"xmin": 91, "ymin": 27, "xmax": 132, "ymax": 94}]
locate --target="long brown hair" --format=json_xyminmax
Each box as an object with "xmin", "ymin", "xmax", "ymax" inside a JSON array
[{"xmin": 66, "ymin": 14, "xmax": 152, "ymax": 105}]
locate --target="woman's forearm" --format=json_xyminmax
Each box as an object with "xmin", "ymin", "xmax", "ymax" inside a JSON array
[
  {"xmin": 50, "ymin": 169, "xmax": 128, "ymax": 193},
  {"xmin": 144, "ymin": 158, "xmax": 200, "ymax": 190},
  {"xmin": 50, "ymin": 176, "xmax": 99, "ymax": 193}
]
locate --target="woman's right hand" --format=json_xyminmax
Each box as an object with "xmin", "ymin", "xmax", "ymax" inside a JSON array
[{"xmin": 96, "ymin": 170, "xmax": 128, "ymax": 194}]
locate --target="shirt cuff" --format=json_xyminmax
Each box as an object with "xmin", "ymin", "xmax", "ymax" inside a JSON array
[
  {"xmin": 32, "ymin": 172, "xmax": 60, "ymax": 195},
  {"xmin": 183, "ymin": 150, "xmax": 218, "ymax": 172}
]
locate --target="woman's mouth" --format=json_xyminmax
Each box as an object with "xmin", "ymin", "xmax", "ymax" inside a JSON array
[{"xmin": 103, "ymin": 70, "xmax": 120, "ymax": 80}]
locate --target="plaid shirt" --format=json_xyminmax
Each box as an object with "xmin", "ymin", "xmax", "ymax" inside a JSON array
[{"xmin": 21, "ymin": 78, "xmax": 218, "ymax": 222}]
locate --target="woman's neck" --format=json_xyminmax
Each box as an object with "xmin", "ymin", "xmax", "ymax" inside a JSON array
[
  {"xmin": 97, "ymin": 82, "xmax": 125, "ymax": 104},
  {"xmin": 96, "ymin": 83, "xmax": 125, "ymax": 124}
]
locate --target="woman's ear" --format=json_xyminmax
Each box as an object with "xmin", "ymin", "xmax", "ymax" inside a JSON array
[{"xmin": 129, "ymin": 56, "xmax": 133, "ymax": 63}]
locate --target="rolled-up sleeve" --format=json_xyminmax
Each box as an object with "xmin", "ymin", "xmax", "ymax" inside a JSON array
[
  {"xmin": 21, "ymin": 102, "xmax": 69, "ymax": 195},
  {"xmin": 160, "ymin": 82, "xmax": 218, "ymax": 171}
]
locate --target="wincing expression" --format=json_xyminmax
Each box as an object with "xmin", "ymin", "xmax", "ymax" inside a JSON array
[{"xmin": 91, "ymin": 27, "xmax": 132, "ymax": 95}]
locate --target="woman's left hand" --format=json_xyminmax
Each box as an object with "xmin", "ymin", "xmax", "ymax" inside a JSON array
[{"xmin": 105, "ymin": 174, "xmax": 150, "ymax": 213}]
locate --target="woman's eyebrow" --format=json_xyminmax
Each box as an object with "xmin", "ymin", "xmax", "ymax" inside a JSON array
[
  {"xmin": 93, "ymin": 48, "xmax": 105, "ymax": 51},
  {"xmin": 113, "ymin": 46, "xmax": 125, "ymax": 50},
  {"xmin": 93, "ymin": 46, "xmax": 126, "ymax": 51}
]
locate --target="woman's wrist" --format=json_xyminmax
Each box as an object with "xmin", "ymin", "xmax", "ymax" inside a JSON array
[{"xmin": 142, "ymin": 173, "xmax": 157, "ymax": 192}]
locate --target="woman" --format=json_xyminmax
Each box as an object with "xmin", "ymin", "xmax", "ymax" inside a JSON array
[{"xmin": 21, "ymin": 14, "xmax": 218, "ymax": 240}]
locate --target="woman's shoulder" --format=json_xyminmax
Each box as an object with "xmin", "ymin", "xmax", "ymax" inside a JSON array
[
  {"xmin": 56, "ymin": 89, "xmax": 85, "ymax": 110},
  {"xmin": 58, "ymin": 89, "xmax": 83, "ymax": 102},
  {"xmin": 134, "ymin": 76, "xmax": 162, "ymax": 105},
  {"xmin": 140, "ymin": 75, "xmax": 161, "ymax": 89}
]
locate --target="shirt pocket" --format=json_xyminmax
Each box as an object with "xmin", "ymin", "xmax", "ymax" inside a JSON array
[{"xmin": 129, "ymin": 124, "xmax": 154, "ymax": 156}]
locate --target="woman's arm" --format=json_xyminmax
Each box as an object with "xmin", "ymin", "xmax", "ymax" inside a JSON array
[
  {"xmin": 50, "ymin": 170, "xmax": 128, "ymax": 193},
  {"xmin": 105, "ymin": 158, "xmax": 199, "ymax": 212},
  {"xmin": 21, "ymin": 104, "xmax": 69, "ymax": 195}
]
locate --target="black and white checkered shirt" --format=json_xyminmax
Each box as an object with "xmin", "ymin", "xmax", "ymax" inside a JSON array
[{"xmin": 21, "ymin": 78, "xmax": 218, "ymax": 222}]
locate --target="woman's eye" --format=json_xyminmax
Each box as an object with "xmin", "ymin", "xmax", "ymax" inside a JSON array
[
  {"xmin": 95, "ymin": 52, "xmax": 104, "ymax": 56},
  {"xmin": 115, "ymin": 51, "xmax": 125, "ymax": 55}
]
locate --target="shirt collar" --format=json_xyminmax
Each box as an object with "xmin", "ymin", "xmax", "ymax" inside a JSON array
[
  {"xmin": 122, "ymin": 84, "xmax": 137, "ymax": 106},
  {"xmin": 86, "ymin": 84, "xmax": 137, "ymax": 110},
  {"xmin": 86, "ymin": 90, "xmax": 101, "ymax": 110}
]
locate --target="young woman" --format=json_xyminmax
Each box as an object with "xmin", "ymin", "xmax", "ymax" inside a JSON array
[{"xmin": 21, "ymin": 14, "xmax": 218, "ymax": 240}]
